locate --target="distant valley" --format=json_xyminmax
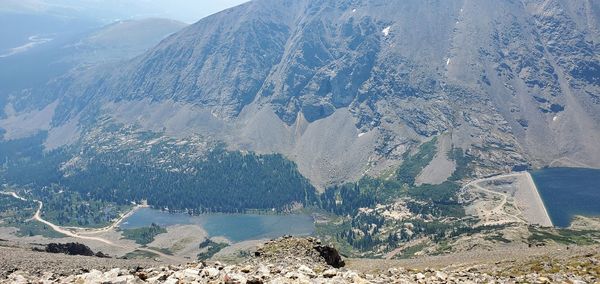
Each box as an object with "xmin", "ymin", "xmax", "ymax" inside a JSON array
[{"xmin": 0, "ymin": 14, "xmax": 185, "ymax": 95}]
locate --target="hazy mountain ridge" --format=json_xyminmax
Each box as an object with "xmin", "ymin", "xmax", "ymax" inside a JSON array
[
  {"xmin": 0, "ymin": 17, "xmax": 185, "ymax": 120},
  {"xmin": 63, "ymin": 18, "xmax": 187, "ymax": 66},
  {"xmin": 2, "ymin": 0, "xmax": 600, "ymax": 188},
  {"xmin": 0, "ymin": 0, "xmax": 250, "ymax": 24}
]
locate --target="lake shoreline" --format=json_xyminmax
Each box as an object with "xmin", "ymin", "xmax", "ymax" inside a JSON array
[{"xmin": 119, "ymin": 208, "xmax": 315, "ymax": 243}]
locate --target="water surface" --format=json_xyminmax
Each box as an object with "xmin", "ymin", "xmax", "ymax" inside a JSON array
[
  {"xmin": 532, "ymin": 168, "xmax": 600, "ymax": 227},
  {"xmin": 120, "ymin": 208, "xmax": 315, "ymax": 242}
]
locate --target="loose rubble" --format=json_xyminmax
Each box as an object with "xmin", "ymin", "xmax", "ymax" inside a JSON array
[{"xmin": 2, "ymin": 236, "xmax": 599, "ymax": 283}]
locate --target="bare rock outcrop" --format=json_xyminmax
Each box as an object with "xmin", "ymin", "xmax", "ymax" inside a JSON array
[{"xmin": 43, "ymin": 243, "xmax": 95, "ymax": 257}]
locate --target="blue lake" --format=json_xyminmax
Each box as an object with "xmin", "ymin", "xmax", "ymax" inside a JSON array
[
  {"xmin": 532, "ymin": 168, "xmax": 600, "ymax": 227},
  {"xmin": 119, "ymin": 208, "xmax": 315, "ymax": 242}
]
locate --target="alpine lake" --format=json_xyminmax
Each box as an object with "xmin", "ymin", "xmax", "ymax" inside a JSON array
[
  {"xmin": 532, "ymin": 167, "xmax": 600, "ymax": 227},
  {"xmin": 120, "ymin": 207, "xmax": 315, "ymax": 242}
]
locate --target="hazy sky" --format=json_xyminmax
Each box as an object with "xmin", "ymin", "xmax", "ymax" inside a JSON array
[
  {"xmin": 120, "ymin": 0, "xmax": 251, "ymax": 23},
  {"xmin": 1, "ymin": 0, "xmax": 251, "ymax": 24}
]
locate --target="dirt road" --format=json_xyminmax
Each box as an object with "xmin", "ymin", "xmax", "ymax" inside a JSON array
[
  {"xmin": 461, "ymin": 172, "xmax": 552, "ymax": 227},
  {"xmin": 2, "ymin": 191, "xmax": 184, "ymax": 262}
]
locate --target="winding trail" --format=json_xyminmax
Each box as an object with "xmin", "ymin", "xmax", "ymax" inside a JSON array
[
  {"xmin": 461, "ymin": 172, "xmax": 552, "ymax": 227},
  {"xmin": 469, "ymin": 183, "xmax": 523, "ymax": 225},
  {"xmin": 0, "ymin": 191, "xmax": 27, "ymax": 201},
  {"xmin": 462, "ymin": 174, "xmax": 523, "ymax": 225},
  {"xmin": 62, "ymin": 203, "xmax": 148, "ymax": 235},
  {"xmin": 1, "ymin": 191, "xmax": 184, "ymax": 262},
  {"xmin": 381, "ymin": 172, "xmax": 544, "ymax": 259},
  {"xmin": 32, "ymin": 200, "xmax": 124, "ymax": 246}
]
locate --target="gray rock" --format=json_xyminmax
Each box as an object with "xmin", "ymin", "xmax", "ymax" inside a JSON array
[
  {"xmin": 322, "ymin": 269, "xmax": 338, "ymax": 278},
  {"xmin": 203, "ymin": 267, "xmax": 220, "ymax": 278}
]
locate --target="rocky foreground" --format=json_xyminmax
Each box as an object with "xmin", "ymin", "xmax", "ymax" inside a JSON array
[{"xmin": 2, "ymin": 236, "xmax": 599, "ymax": 283}]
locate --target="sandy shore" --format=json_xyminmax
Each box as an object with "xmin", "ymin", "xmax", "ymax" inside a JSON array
[
  {"xmin": 148, "ymin": 224, "xmax": 207, "ymax": 260},
  {"xmin": 569, "ymin": 216, "xmax": 600, "ymax": 231}
]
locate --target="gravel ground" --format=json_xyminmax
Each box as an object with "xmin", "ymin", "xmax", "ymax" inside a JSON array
[
  {"xmin": 2, "ymin": 237, "xmax": 599, "ymax": 283},
  {"xmin": 0, "ymin": 244, "xmax": 166, "ymax": 279},
  {"xmin": 347, "ymin": 244, "xmax": 600, "ymax": 272}
]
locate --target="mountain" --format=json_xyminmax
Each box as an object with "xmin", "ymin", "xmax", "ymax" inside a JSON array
[
  {"xmin": 0, "ymin": 17, "xmax": 185, "ymax": 114},
  {"xmin": 0, "ymin": 9, "xmax": 98, "ymax": 97},
  {"xmin": 1, "ymin": 0, "xmax": 600, "ymax": 262},
  {"xmin": 3, "ymin": 0, "xmax": 598, "ymax": 189},
  {"xmin": 0, "ymin": 0, "xmax": 189, "ymax": 112},
  {"xmin": 61, "ymin": 18, "xmax": 187, "ymax": 65}
]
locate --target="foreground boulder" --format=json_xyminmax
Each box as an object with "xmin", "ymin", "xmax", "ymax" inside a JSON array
[
  {"xmin": 314, "ymin": 244, "xmax": 345, "ymax": 268},
  {"xmin": 251, "ymin": 236, "xmax": 345, "ymax": 268},
  {"xmin": 44, "ymin": 243, "xmax": 95, "ymax": 256}
]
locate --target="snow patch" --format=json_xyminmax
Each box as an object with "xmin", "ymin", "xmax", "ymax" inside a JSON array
[
  {"xmin": 352, "ymin": 8, "xmax": 356, "ymax": 13},
  {"xmin": 446, "ymin": 58, "xmax": 451, "ymax": 65},
  {"xmin": 552, "ymin": 116, "xmax": 558, "ymax": 122},
  {"xmin": 382, "ymin": 26, "xmax": 391, "ymax": 37},
  {"xmin": 358, "ymin": 132, "xmax": 366, "ymax": 138}
]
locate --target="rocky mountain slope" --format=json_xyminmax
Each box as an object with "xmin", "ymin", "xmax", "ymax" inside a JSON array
[
  {"xmin": 2, "ymin": 237, "xmax": 599, "ymax": 283},
  {"xmin": 2, "ymin": 0, "xmax": 598, "ymax": 189}
]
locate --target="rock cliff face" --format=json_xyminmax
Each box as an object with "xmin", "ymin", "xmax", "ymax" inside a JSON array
[{"xmin": 1, "ymin": 0, "xmax": 599, "ymax": 187}]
